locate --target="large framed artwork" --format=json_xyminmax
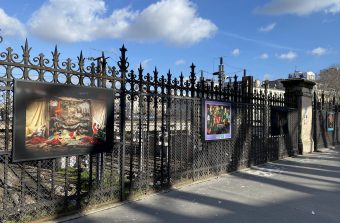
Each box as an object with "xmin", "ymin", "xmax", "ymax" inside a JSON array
[
  {"xmin": 13, "ymin": 80, "xmax": 114, "ymax": 162},
  {"xmin": 326, "ymin": 112, "xmax": 335, "ymax": 132},
  {"xmin": 203, "ymin": 100, "xmax": 232, "ymax": 141}
]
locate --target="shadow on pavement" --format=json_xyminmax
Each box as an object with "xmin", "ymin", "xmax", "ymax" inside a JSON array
[{"xmin": 59, "ymin": 147, "xmax": 340, "ymax": 223}]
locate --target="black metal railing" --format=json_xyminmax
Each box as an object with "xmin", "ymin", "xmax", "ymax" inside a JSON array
[
  {"xmin": 0, "ymin": 36, "xmax": 298, "ymax": 222},
  {"xmin": 313, "ymin": 91, "xmax": 340, "ymax": 149}
]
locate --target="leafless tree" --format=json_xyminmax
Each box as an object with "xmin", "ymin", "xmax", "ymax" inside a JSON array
[{"xmin": 317, "ymin": 66, "xmax": 340, "ymax": 94}]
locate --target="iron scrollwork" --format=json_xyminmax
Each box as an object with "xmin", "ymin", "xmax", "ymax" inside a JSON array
[{"xmin": 0, "ymin": 37, "xmax": 300, "ymax": 222}]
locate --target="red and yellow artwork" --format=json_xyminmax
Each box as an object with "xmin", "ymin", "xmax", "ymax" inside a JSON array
[
  {"xmin": 25, "ymin": 97, "xmax": 107, "ymax": 150},
  {"xmin": 13, "ymin": 80, "xmax": 113, "ymax": 162},
  {"xmin": 204, "ymin": 101, "xmax": 232, "ymax": 141}
]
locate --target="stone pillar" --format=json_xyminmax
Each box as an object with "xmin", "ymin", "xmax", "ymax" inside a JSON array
[{"xmin": 282, "ymin": 79, "xmax": 316, "ymax": 154}]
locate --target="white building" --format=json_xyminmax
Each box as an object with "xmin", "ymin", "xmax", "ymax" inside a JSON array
[{"xmin": 288, "ymin": 71, "xmax": 315, "ymax": 81}]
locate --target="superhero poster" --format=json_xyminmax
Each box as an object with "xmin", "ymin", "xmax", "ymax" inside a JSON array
[
  {"xmin": 204, "ymin": 100, "xmax": 231, "ymax": 141},
  {"xmin": 13, "ymin": 80, "xmax": 113, "ymax": 162}
]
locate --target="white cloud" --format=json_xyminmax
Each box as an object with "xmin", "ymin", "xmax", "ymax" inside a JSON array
[
  {"xmin": 258, "ymin": 23, "xmax": 276, "ymax": 32},
  {"xmin": 141, "ymin": 58, "xmax": 152, "ymax": 69},
  {"xmin": 0, "ymin": 8, "xmax": 26, "ymax": 38},
  {"xmin": 125, "ymin": 0, "xmax": 217, "ymax": 45},
  {"xmin": 231, "ymin": 48, "xmax": 240, "ymax": 56},
  {"xmin": 260, "ymin": 53, "xmax": 269, "ymax": 59},
  {"xmin": 175, "ymin": 59, "xmax": 186, "ymax": 65},
  {"xmin": 28, "ymin": 0, "xmax": 135, "ymax": 42},
  {"xmin": 278, "ymin": 51, "xmax": 297, "ymax": 60},
  {"xmin": 255, "ymin": 0, "xmax": 340, "ymax": 16},
  {"xmin": 28, "ymin": 0, "xmax": 217, "ymax": 45},
  {"xmin": 311, "ymin": 47, "xmax": 327, "ymax": 56}
]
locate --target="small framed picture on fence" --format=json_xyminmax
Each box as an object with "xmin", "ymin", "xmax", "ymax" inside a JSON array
[
  {"xmin": 13, "ymin": 80, "xmax": 114, "ymax": 162},
  {"xmin": 326, "ymin": 112, "xmax": 335, "ymax": 132},
  {"xmin": 203, "ymin": 100, "xmax": 232, "ymax": 141}
]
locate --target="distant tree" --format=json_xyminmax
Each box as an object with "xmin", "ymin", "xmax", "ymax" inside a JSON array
[{"xmin": 317, "ymin": 66, "xmax": 340, "ymax": 93}]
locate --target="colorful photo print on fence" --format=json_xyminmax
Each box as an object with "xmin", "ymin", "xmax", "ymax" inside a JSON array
[
  {"xmin": 13, "ymin": 80, "xmax": 113, "ymax": 162},
  {"xmin": 204, "ymin": 100, "xmax": 231, "ymax": 140},
  {"xmin": 327, "ymin": 112, "xmax": 335, "ymax": 132}
]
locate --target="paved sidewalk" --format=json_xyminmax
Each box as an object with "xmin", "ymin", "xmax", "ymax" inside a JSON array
[{"xmin": 52, "ymin": 147, "xmax": 340, "ymax": 223}]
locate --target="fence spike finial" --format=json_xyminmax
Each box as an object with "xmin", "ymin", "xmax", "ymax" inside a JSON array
[
  {"xmin": 21, "ymin": 38, "xmax": 31, "ymax": 64},
  {"xmin": 52, "ymin": 45, "xmax": 60, "ymax": 59},
  {"xmin": 138, "ymin": 63, "xmax": 143, "ymax": 81},
  {"xmin": 153, "ymin": 67, "xmax": 158, "ymax": 83},
  {"xmin": 24, "ymin": 38, "xmax": 29, "ymax": 51},
  {"xmin": 78, "ymin": 50, "xmax": 84, "ymax": 73},
  {"xmin": 167, "ymin": 69, "xmax": 172, "ymax": 82},
  {"xmin": 79, "ymin": 50, "xmax": 84, "ymax": 61},
  {"xmin": 190, "ymin": 62, "xmax": 195, "ymax": 70},
  {"xmin": 180, "ymin": 72, "xmax": 184, "ymax": 86},
  {"xmin": 118, "ymin": 44, "xmax": 129, "ymax": 72}
]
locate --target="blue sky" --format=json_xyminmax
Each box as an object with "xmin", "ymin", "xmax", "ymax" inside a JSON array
[{"xmin": 1, "ymin": 0, "xmax": 340, "ymax": 81}]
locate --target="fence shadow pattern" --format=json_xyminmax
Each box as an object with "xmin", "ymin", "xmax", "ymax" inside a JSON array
[{"xmin": 0, "ymin": 40, "xmax": 298, "ymax": 222}]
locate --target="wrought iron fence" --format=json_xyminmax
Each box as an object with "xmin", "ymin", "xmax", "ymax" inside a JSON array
[
  {"xmin": 0, "ymin": 37, "xmax": 298, "ymax": 222},
  {"xmin": 313, "ymin": 91, "xmax": 340, "ymax": 149}
]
